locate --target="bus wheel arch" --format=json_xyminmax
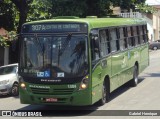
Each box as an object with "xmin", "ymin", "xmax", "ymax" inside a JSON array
[
  {"xmin": 135, "ymin": 61, "xmax": 139, "ymax": 74},
  {"xmin": 104, "ymin": 75, "xmax": 110, "ymax": 97}
]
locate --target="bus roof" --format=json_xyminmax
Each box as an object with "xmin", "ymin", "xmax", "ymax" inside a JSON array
[{"xmin": 23, "ymin": 18, "xmax": 147, "ymax": 29}]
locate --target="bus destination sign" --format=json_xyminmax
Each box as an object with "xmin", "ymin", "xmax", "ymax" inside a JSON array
[{"xmin": 22, "ymin": 23, "xmax": 88, "ymax": 33}]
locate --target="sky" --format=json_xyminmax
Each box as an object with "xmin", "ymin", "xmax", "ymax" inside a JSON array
[{"xmin": 146, "ymin": 0, "xmax": 160, "ymax": 5}]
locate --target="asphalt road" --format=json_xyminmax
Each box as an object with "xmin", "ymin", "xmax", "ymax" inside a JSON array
[{"xmin": 0, "ymin": 50, "xmax": 160, "ymax": 119}]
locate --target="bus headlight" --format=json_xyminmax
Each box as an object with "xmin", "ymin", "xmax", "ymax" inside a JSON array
[
  {"xmin": 19, "ymin": 76, "xmax": 26, "ymax": 90},
  {"xmin": 79, "ymin": 75, "xmax": 89, "ymax": 90},
  {"xmin": 20, "ymin": 83, "xmax": 26, "ymax": 89}
]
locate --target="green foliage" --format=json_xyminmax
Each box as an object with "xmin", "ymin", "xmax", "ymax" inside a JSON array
[
  {"xmin": 86, "ymin": 0, "xmax": 112, "ymax": 17},
  {"xmin": 0, "ymin": 0, "xmax": 147, "ymax": 33},
  {"xmin": 0, "ymin": 35, "xmax": 8, "ymax": 47},
  {"xmin": 8, "ymin": 31, "xmax": 17, "ymax": 41},
  {"xmin": 0, "ymin": 0, "xmax": 15, "ymax": 31},
  {"xmin": 0, "ymin": 31, "xmax": 17, "ymax": 47},
  {"xmin": 135, "ymin": 3, "xmax": 158, "ymax": 13},
  {"xmin": 0, "ymin": 0, "xmax": 17, "ymax": 46},
  {"xmin": 51, "ymin": 0, "xmax": 87, "ymax": 17},
  {"xmin": 111, "ymin": 0, "xmax": 146, "ymax": 11},
  {"xmin": 27, "ymin": 0, "xmax": 52, "ymax": 21}
]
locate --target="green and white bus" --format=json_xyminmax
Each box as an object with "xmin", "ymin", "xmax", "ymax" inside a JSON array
[{"xmin": 19, "ymin": 17, "xmax": 149, "ymax": 106}]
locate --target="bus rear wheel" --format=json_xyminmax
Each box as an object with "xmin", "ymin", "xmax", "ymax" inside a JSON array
[{"xmin": 130, "ymin": 65, "xmax": 138, "ymax": 87}]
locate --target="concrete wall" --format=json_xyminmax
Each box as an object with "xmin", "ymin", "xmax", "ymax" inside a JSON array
[
  {"xmin": 0, "ymin": 46, "xmax": 4, "ymax": 66},
  {"xmin": 0, "ymin": 46, "xmax": 9, "ymax": 66}
]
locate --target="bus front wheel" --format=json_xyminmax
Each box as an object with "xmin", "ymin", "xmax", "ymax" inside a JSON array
[{"xmin": 98, "ymin": 81, "xmax": 109, "ymax": 106}]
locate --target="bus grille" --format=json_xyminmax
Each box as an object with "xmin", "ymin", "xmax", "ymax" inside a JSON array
[
  {"xmin": 30, "ymin": 87, "xmax": 74, "ymax": 95},
  {"xmin": 53, "ymin": 88, "xmax": 74, "ymax": 95},
  {"xmin": 30, "ymin": 87, "xmax": 49, "ymax": 95}
]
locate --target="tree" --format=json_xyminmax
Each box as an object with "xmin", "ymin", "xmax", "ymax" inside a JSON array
[
  {"xmin": 0, "ymin": 0, "xmax": 15, "ymax": 31},
  {"xmin": 0, "ymin": 0, "xmax": 17, "ymax": 46},
  {"xmin": 111, "ymin": 0, "xmax": 146, "ymax": 12},
  {"xmin": 27, "ymin": 0, "xmax": 52, "ymax": 21},
  {"xmin": 51, "ymin": 0, "xmax": 87, "ymax": 17},
  {"xmin": 1, "ymin": 0, "xmax": 147, "ymax": 34},
  {"xmin": 10, "ymin": 0, "xmax": 32, "ymax": 33},
  {"xmin": 135, "ymin": 3, "xmax": 158, "ymax": 13},
  {"xmin": 86, "ymin": 0, "xmax": 112, "ymax": 17}
]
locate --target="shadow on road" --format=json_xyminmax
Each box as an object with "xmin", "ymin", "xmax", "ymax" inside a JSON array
[
  {"xmin": 16, "ymin": 104, "xmax": 98, "ymax": 116},
  {"xmin": 107, "ymin": 77, "xmax": 145, "ymax": 103},
  {"xmin": 0, "ymin": 95, "xmax": 11, "ymax": 98},
  {"xmin": 0, "ymin": 95, "xmax": 19, "ymax": 99},
  {"xmin": 142, "ymin": 73, "xmax": 160, "ymax": 78}
]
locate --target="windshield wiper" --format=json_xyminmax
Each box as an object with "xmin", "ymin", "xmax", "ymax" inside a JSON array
[
  {"xmin": 57, "ymin": 34, "xmax": 72, "ymax": 66},
  {"xmin": 33, "ymin": 35, "xmax": 45, "ymax": 67}
]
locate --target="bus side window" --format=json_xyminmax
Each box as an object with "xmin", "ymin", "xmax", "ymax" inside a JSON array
[
  {"xmin": 138, "ymin": 25, "xmax": 144, "ymax": 44},
  {"xmin": 142, "ymin": 25, "xmax": 148, "ymax": 43},
  {"xmin": 110, "ymin": 28, "xmax": 119, "ymax": 52},
  {"xmin": 119, "ymin": 27, "xmax": 127, "ymax": 50},
  {"xmin": 99, "ymin": 29, "xmax": 110, "ymax": 57},
  {"xmin": 132, "ymin": 26, "xmax": 139, "ymax": 46},
  {"xmin": 91, "ymin": 33, "xmax": 100, "ymax": 61},
  {"xmin": 127, "ymin": 26, "xmax": 135, "ymax": 48},
  {"xmin": 136, "ymin": 26, "xmax": 141, "ymax": 44}
]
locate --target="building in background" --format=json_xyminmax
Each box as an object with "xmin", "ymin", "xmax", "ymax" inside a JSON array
[
  {"xmin": 112, "ymin": 1, "xmax": 160, "ymax": 42},
  {"xmin": 0, "ymin": 27, "xmax": 9, "ymax": 66},
  {"xmin": 151, "ymin": 5, "xmax": 160, "ymax": 41}
]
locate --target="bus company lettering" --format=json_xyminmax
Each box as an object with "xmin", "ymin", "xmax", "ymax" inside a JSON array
[{"xmin": 29, "ymin": 85, "xmax": 50, "ymax": 89}]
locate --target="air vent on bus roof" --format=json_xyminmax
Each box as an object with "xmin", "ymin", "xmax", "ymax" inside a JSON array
[
  {"xmin": 102, "ymin": 15, "xmax": 122, "ymax": 18},
  {"xmin": 54, "ymin": 16, "xmax": 79, "ymax": 19},
  {"xmin": 86, "ymin": 16, "xmax": 97, "ymax": 18}
]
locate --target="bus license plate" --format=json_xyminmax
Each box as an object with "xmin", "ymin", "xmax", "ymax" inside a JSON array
[{"xmin": 45, "ymin": 98, "xmax": 58, "ymax": 102}]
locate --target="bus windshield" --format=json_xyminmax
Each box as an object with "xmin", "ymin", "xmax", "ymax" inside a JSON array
[{"xmin": 20, "ymin": 34, "xmax": 88, "ymax": 79}]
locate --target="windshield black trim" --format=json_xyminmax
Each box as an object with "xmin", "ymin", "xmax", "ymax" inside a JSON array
[
  {"xmin": 21, "ymin": 22, "xmax": 88, "ymax": 33},
  {"xmin": 19, "ymin": 34, "xmax": 89, "ymax": 83},
  {"xmin": 20, "ymin": 32, "xmax": 88, "ymax": 36},
  {"xmin": 21, "ymin": 76, "xmax": 84, "ymax": 84}
]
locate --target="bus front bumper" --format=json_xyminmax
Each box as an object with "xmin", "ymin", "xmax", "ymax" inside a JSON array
[{"xmin": 19, "ymin": 87, "xmax": 91, "ymax": 106}]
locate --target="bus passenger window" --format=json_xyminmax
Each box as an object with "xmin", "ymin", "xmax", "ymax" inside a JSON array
[
  {"xmin": 99, "ymin": 30, "xmax": 110, "ymax": 57},
  {"xmin": 139, "ymin": 26, "xmax": 144, "ymax": 44},
  {"xmin": 119, "ymin": 27, "xmax": 127, "ymax": 50},
  {"xmin": 142, "ymin": 25, "xmax": 148, "ymax": 43},
  {"xmin": 91, "ymin": 36, "xmax": 100, "ymax": 61},
  {"xmin": 132, "ymin": 26, "xmax": 139, "ymax": 46},
  {"xmin": 136, "ymin": 26, "xmax": 141, "ymax": 44},
  {"xmin": 127, "ymin": 27, "xmax": 135, "ymax": 47},
  {"xmin": 110, "ymin": 28, "xmax": 119, "ymax": 52}
]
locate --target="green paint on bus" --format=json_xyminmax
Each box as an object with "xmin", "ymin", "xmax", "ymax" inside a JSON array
[{"xmin": 19, "ymin": 17, "xmax": 149, "ymax": 106}]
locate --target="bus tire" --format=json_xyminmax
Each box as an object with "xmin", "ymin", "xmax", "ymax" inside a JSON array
[
  {"xmin": 130, "ymin": 65, "xmax": 138, "ymax": 87},
  {"xmin": 98, "ymin": 81, "xmax": 109, "ymax": 106}
]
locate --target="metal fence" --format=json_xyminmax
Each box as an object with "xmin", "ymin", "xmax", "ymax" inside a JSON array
[{"xmin": 119, "ymin": 12, "xmax": 143, "ymax": 18}]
